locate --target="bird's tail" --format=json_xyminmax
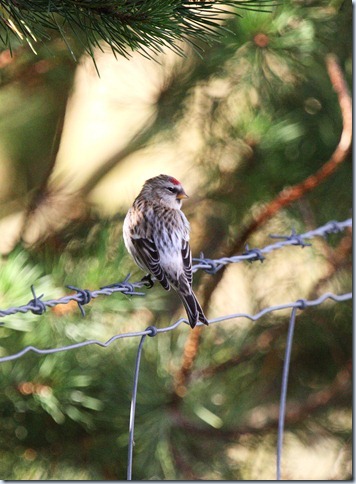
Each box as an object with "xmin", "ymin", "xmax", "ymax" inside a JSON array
[{"xmin": 178, "ymin": 290, "xmax": 209, "ymax": 329}]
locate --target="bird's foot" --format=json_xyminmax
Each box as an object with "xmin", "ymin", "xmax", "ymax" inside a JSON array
[{"xmin": 141, "ymin": 274, "xmax": 154, "ymax": 289}]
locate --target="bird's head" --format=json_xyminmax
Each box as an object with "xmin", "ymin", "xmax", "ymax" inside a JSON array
[{"xmin": 141, "ymin": 174, "xmax": 188, "ymax": 209}]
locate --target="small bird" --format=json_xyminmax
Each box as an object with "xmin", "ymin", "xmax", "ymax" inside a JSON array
[{"xmin": 123, "ymin": 174, "xmax": 209, "ymax": 329}]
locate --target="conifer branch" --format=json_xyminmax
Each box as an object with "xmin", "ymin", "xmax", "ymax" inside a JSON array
[{"xmin": 0, "ymin": 1, "xmax": 274, "ymax": 60}]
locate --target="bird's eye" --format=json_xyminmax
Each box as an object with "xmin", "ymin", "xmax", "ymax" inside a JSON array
[{"xmin": 166, "ymin": 187, "xmax": 175, "ymax": 193}]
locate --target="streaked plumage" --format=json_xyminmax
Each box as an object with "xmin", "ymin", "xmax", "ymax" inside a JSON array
[{"xmin": 123, "ymin": 174, "xmax": 209, "ymax": 329}]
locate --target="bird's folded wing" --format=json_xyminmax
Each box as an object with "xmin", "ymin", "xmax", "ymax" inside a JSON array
[
  {"xmin": 132, "ymin": 237, "xmax": 170, "ymax": 290},
  {"xmin": 181, "ymin": 239, "xmax": 193, "ymax": 287}
]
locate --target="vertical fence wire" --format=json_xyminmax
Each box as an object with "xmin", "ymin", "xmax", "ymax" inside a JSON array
[
  {"xmin": 127, "ymin": 333, "xmax": 147, "ymax": 480},
  {"xmin": 276, "ymin": 305, "xmax": 298, "ymax": 480}
]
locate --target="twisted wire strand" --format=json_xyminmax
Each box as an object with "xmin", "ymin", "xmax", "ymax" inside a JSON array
[{"xmin": 0, "ymin": 218, "xmax": 351, "ymax": 319}]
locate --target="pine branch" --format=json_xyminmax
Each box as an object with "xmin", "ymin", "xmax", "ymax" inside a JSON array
[{"xmin": 0, "ymin": 0, "xmax": 274, "ymax": 61}]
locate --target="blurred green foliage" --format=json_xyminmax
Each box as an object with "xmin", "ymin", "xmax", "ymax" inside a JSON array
[{"xmin": 0, "ymin": 0, "xmax": 352, "ymax": 479}]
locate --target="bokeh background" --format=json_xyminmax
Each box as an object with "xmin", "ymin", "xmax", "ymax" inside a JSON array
[{"xmin": 0, "ymin": 0, "xmax": 352, "ymax": 479}]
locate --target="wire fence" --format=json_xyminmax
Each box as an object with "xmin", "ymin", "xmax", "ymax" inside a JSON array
[{"xmin": 0, "ymin": 217, "xmax": 352, "ymax": 480}]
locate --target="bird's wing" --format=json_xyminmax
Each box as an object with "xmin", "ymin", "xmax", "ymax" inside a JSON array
[
  {"xmin": 132, "ymin": 237, "xmax": 170, "ymax": 290},
  {"xmin": 181, "ymin": 239, "xmax": 193, "ymax": 288}
]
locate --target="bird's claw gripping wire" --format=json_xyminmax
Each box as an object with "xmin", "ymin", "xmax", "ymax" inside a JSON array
[{"xmin": 141, "ymin": 274, "xmax": 154, "ymax": 289}]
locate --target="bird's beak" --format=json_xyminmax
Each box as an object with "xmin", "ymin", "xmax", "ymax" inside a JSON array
[{"xmin": 176, "ymin": 190, "xmax": 189, "ymax": 200}]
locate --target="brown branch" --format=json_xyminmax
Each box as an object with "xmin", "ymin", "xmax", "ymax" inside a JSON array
[
  {"xmin": 226, "ymin": 53, "xmax": 352, "ymax": 256},
  {"xmin": 174, "ymin": 325, "xmax": 203, "ymax": 397},
  {"xmin": 173, "ymin": 53, "xmax": 352, "ymax": 397}
]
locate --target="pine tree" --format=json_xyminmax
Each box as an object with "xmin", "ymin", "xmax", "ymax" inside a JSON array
[{"xmin": 0, "ymin": 0, "xmax": 351, "ymax": 480}]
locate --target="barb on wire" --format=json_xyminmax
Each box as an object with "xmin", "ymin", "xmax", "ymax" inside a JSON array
[
  {"xmin": 0, "ymin": 218, "xmax": 351, "ymax": 321},
  {"xmin": 269, "ymin": 228, "xmax": 312, "ymax": 248},
  {"xmin": 28, "ymin": 285, "xmax": 47, "ymax": 315},
  {"xmin": 242, "ymin": 245, "xmax": 266, "ymax": 263},
  {"xmin": 66, "ymin": 285, "xmax": 92, "ymax": 316}
]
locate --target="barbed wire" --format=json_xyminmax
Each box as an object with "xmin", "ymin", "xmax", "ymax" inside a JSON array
[
  {"xmin": 0, "ymin": 217, "xmax": 352, "ymax": 480},
  {"xmin": 0, "ymin": 291, "xmax": 351, "ymax": 363},
  {"xmin": 193, "ymin": 217, "xmax": 351, "ymax": 273},
  {"xmin": 0, "ymin": 217, "xmax": 351, "ymax": 320}
]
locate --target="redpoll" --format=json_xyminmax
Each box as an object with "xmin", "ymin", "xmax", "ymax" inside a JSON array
[{"xmin": 123, "ymin": 174, "xmax": 209, "ymax": 329}]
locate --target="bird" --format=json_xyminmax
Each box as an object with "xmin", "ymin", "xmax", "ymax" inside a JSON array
[{"xmin": 123, "ymin": 174, "xmax": 209, "ymax": 329}]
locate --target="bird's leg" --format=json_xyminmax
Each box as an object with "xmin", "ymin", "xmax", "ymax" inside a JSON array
[{"xmin": 141, "ymin": 274, "xmax": 154, "ymax": 288}]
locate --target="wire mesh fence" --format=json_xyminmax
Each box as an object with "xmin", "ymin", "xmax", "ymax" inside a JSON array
[{"xmin": 0, "ymin": 217, "xmax": 352, "ymax": 480}]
